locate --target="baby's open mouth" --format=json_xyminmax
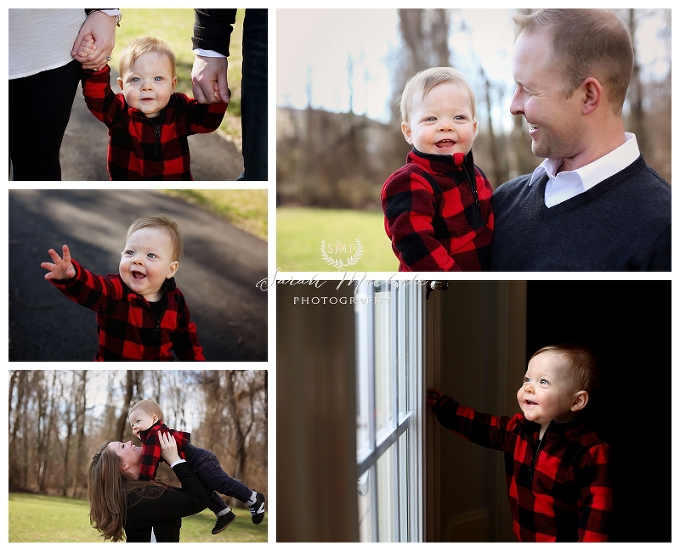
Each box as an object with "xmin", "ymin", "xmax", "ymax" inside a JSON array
[
  {"xmin": 436, "ymin": 139, "xmax": 454, "ymax": 146},
  {"xmin": 131, "ymin": 270, "xmax": 146, "ymax": 280}
]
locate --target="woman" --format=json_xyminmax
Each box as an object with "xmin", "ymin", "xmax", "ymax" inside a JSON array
[
  {"xmin": 9, "ymin": 9, "xmax": 118, "ymax": 180},
  {"xmin": 89, "ymin": 431, "xmax": 210, "ymax": 542}
]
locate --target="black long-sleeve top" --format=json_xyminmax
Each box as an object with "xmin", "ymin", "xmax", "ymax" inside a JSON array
[{"xmin": 124, "ymin": 461, "xmax": 210, "ymax": 542}]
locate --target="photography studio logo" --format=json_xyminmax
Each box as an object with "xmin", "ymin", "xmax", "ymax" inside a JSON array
[{"xmin": 320, "ymin": 239, "xmax": 363, "ymax": 270}]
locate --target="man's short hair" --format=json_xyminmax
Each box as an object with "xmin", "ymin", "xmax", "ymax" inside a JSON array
[
  {"xmin": 128, "ymin": 399, "xmax": 164, "ymax": 421},
  {"xmin": 531, "ymin": 343, "xmax": 602, "ymax": 394},
  {"xmin": 400, "ymin": 67, "xmax": 477, "ymax": 123},
  {"xmin": 126, "ymin": 214, "xmax": 183, "ymax": 261},
  {"xmin": 514, "ymin": 9, "xmax": 633, "ymax": 114},
  {"xmin": 119, "ymin": 36, "xmax": 176, "ymax": 78}
]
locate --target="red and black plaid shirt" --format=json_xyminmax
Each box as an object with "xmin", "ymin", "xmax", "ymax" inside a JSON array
[
  {"xmin": 137, "ymin": 421, "xmax": 191, "ymax": 481},
  {"xmin": 381, "ymin": 149, "xmax": 494, "ymax": 271},
  {"xmin": 50, "ymin": 259, "xmax": 205, "ymax": 361},
  {"xmin": 432, "ymin": 395, "xmax": 611, "ymax": 541},
  {"xmin": 82, "ymin": 65, "xmax": 227, "ymax": 180}
]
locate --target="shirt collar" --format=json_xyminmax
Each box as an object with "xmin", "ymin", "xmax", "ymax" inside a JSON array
[
  {"xmin": 528, "ymin": 133, "xmax": 640, "ymax": 207},
  {"xmin": 529, "ymin": 132, "xmax": 640, "ymax": 186}
]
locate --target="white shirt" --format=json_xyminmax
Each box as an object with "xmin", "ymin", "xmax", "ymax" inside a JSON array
[
  {"xmin": 9, "ymin": 10, "xmax": 87, "ymax": 79},
  {"xmin": 529, "ymin": 133, "xmax": 641, "ymax": 207}
]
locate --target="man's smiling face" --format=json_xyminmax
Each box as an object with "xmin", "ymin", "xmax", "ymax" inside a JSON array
[{"xmin": 509, "ymin": 28, "xmax": 586, "ymax": 163}]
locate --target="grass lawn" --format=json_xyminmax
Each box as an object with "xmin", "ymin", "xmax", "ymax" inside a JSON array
[
  {"xmin": 8, "ymin": 493, "xmax": 267, "ymax": 542},
  {"xmin": 276, "ymin": 206, "xmax": 398, "ymax": 272},
  {"xmin": 162, "ymin": 189, "xmax": 268, "ymax": 242},
  {"xmin": 110, "ymin": 8, "xmax": 244, "ymax": 141}
]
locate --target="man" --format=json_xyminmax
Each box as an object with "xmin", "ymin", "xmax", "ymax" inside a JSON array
[
  {"xmin": 191, "ymin": 9, "xmax": 268, "ymax": 181},
  {"xmin": 490, "ymin": 9, "xmax": 670, "ymax": 271}
]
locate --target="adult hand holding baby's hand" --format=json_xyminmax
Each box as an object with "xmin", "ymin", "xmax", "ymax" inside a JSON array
[
  {"xmin": 72, "ymin": 11, "xmax": 117, "ymax": 71},
  {"xmin": 426, "ymin": 388, "xmax": 443, "ymax": 407},
  {"xmin": 41, "ymin": 245, "xmax": 76, "ymax": 280}
]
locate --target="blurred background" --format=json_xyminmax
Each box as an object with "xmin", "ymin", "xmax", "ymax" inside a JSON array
[
  {"xmin": 8, "ymin": 370, "xmax": 268, "ymax": 542},
  {"xmin": 276, "ymin": 9, "xmax": 671, "ymax": 271}
]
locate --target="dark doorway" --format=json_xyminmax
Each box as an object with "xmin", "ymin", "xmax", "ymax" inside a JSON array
[{"xmin": 527, "ymin": 280, "xmax": 671, "ymax": 542}]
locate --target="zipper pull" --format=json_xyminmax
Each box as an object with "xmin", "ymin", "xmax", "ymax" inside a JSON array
[{"xmin": 154, "ymin": 125, "xmax": 161, "ymax": 157}]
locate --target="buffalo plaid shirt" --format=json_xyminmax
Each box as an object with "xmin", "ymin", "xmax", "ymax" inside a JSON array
[
  {"xmin": 82, "ymin": 65, "xmax": 227, "ymax": 180},
  {"xmin": 137, "ymin": 421, "xmax": 191, "ymax": 481},
  {"xmin": 432, "ymin": 395, "xmax": 611, "ymax": 541},
  {"xmin": 381, "ymin": 148, "xmax": 494, "ymax": 271},
  {"xmin": 50, "ymin": 259, "xmax": 205, "ymax": 361}
]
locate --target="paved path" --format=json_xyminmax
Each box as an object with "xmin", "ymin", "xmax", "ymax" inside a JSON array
[
  {"xmin": 60, "ymin": 71, "xmax": 243, "ymax": 181},
  {"xmin": 9, "ymin": 189, "xmax": 268, "ymax": 362}
]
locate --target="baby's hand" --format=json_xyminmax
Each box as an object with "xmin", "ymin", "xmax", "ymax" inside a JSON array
[
  {"xmin": 426, "ymin": 388, "xmax": 443, "ymax": 407},
  {"xmin": 74, "ymin": 34, "xmax": 97, "ymax": 60},
  {"xmin": 41, "ymin": 245, "xmax": 76, "ymax": 280}
]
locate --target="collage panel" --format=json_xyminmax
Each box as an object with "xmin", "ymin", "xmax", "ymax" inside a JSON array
[
  {"xmin": 276, "ymin": 8, "xmax": 670, "ymax": 272},
  {"xmin": 8, "ymin": 188, "xmax": 268, "ymax": 362},
  {"xmin": 277, "ymin": 279, "xmax": 671, "ymax": 542},
  {"xmin": 7, "ymin": 369, "xmax": 268, "ymax": 542},
  {"xmin": 9, "ymin": 8, "xmax": 267, "ymax": 182}
]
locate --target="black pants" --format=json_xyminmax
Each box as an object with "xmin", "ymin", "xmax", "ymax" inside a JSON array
[
  {"xmin": 9, "ymin": 60, "xmax": 81, "ymax": 180},
  {"xmin": 240, "ymin": 9, "xmax": 268, "ymax": 181}
]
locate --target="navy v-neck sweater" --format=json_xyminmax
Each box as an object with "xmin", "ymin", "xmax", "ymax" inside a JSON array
[{"xmin": 489, "ymin": 155, "xmax": 671, "ymax": 271}]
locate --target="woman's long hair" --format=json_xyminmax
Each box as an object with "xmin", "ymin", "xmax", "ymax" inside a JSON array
[{"xmin": 88, "ymin": 441, "xmax": 168, "ymax": 542}]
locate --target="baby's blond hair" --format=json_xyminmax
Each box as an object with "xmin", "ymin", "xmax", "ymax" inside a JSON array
[
  {"xmin": 128, "ymin": 399, "xmax": 164, "ymax": 421},
  {"xmin": 126, "ymin": 214, "xmax": 183, "ymax": 262},
  {"xmin": 400, "ymin": 67, "xmax": 477, "ymax": 123},
  {"xmin": 119, "ymin": 36, "xmax": 176, "ymax": 78}
]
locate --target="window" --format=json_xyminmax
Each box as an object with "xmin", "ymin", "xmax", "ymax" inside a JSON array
[{"xmin": 355, "ymin": 281, "xmax": 424, "ymax": 542}]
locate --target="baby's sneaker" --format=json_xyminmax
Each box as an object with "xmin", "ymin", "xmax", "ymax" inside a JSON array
[
  {"xmin": 249, "ymin": 492, "xmax": 265, "ymax": 525},
  {"xmin": 212, "ymin": 510, "xmax": 236, "ymax": 535}
]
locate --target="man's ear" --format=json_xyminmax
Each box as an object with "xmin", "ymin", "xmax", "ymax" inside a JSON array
[
  {"xmin": 401, "ymin": 121, "xmax": 413, "ymax": 145},
  {"xmin": 167, "ymin": 260, "xmax": 179, "ymax": 279},
  {"xmin": 117, "ymin": 77, "xmax": 124, "ymax": 92},
  {"xmin": 571, "ymin": 390, "xmax": 589, "ymax": 412},
  {"xmin": 581, "ymin": 77, "xmax": 602, "ymax": 116}
]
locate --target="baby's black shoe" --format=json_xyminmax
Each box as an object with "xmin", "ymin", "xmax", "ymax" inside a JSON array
[
  {"xmin": 212, "ymin": 510, "xmax": 236, "ymax": 534},
  {"xmin": 249, "ymin": 492, "xmax": 265, "ymax": 525}
]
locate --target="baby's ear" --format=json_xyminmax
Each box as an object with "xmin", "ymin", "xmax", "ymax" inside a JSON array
[
  {"xmin": 401, "ymin": 121, "xmax": 413, "ymax": 145},
  {"xmin": 571, "ymin": 390, "xmax": 589, "ymax": 412},
  {"xmin": 167, "ymin": 260, "xmax": 179, "ymax": 279},
  {"xmin": 116, "ymin": 77, "xmax": 124, "ymax": 92}
]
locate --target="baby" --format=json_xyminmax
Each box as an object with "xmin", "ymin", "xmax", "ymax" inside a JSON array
[
  {"xmin": 381, "ymin": 67, "xmax": 494, "ymax": 271},
  {"xmin": 428, "ymin": 344, "xmax": 611, "ymax": 541},
  {"xmin": 77, "ymin": 35, "xmax": 227, "ymax": 180},
  {"xmin": 41, "ymin": 214, "xmax": 204, "ymax": 361},
  {"xmin": 128, "ymin": 399, "xmax": 265, "ymax": 534}
]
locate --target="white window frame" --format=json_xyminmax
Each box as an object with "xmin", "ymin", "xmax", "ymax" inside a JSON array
[{"xmin": 355, "ymin": 281, "xmax": 424, "ymax": 542}]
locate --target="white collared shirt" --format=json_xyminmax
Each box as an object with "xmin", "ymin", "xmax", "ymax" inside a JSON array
[{"xmin": 529, "ymin": 133, "xmax": 640, "ymax": 207}]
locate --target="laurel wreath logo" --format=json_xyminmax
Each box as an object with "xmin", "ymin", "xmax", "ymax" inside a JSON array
[{"xmin": 320, "ymin": 239, "xmax": 363, "ymax": 270}]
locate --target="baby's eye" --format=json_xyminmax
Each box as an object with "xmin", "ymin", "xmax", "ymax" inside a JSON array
[
  {"xmin": 454, "ymin": 115, "xmax": 466, "ymax": 121},
  {"xmin": 147, "ymin": 253, "xmax": 157, "ymax": 259},
  {"xmin": 523, "ymin": 376, "xmax": 530, "ymax": 383},
  {"xmin": 131, "ymin": 77, "xmax": 140, "ymax": 83},
  {"xmin": 424, "ymin": 116, "xmax": 437, "ymax": 122},
  {"xmin": 123, "ymin": 250, "xmax": 135, "ymax": 256},
  {"xmin": 154, "ymin": 76, "xmax": 163, "ymax": 82},
  {"xmin": 539, "ymin": 378, "xmax": 549, "ymax": 385}
]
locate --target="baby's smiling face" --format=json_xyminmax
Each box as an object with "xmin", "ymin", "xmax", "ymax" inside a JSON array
[
  {"xmin": 129, "ymin": 408, "xmax": 159, "ymax": 438},
  {"xmin": 119, "ymin": 226, "xmax": 178, "ymax": 302}
]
